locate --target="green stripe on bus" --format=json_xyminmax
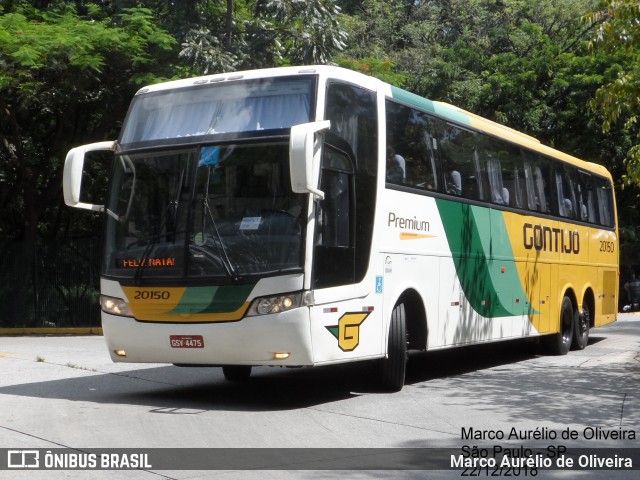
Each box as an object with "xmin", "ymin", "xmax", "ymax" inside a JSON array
[
  {"xmin": 169, "ymin": 284, "xmax": 255, "ymax": 315},
  {"xmin": 390, "ymin": 86, "xmax": 471, "ymax": 126},
  {"xmin": 391, "ymin": 86, "xmax": 435, "ymax": 112},
  {"xmin": 435, "ymin": 199, "xmax": 538, "ymax": 317}
]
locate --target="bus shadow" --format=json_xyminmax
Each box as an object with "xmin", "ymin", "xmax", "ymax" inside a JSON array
[{"xmin": 0, "ymin": 337, "xmax": 564, "ymax": 412}]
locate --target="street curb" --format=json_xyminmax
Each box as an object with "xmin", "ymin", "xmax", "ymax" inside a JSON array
[{"xmin": 0, "ymin": 327, "xmax": 103, "ymax": 335}]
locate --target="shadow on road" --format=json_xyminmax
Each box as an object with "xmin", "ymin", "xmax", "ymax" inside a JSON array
[{"xmin": 0, "ymin": 337, "xmax": 638, "ymax": 424}]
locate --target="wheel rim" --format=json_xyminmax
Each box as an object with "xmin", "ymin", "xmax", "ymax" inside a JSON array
[
  {"xmin": 561, "ymin": 305, "xmax": 573, "ymax": 344},
  {"xmin": 578, "ymin": 307, "xmax": 590, "ymax": 339}
]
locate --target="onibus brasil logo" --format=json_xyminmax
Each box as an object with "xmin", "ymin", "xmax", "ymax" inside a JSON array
[{"xmin": 325, "ymin": 312, "xmax": 370, "ymax": 351}]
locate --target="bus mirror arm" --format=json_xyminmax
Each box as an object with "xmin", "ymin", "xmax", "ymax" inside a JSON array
[
  {"xmin": 63, "ymin": 141, "xmax": 115, "ymax": 212},
  {"xmin": 289, "ymin": 120, "xmax": 330, "ymax": 200}
]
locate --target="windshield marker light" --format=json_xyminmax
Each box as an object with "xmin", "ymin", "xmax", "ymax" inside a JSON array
[
  {"xmin": 114, "ymin": 349, "xmax": 127, "ymax": 357},
  {"xmin": 273, "ymin": 352, "xmax": 291, "ymax": 360},
  {"xmin": 100, "ymin": 295, "xmax": 134, "ymax": 318}
]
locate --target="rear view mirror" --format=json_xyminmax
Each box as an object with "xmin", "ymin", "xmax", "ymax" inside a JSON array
[
  {"xmin": 63, "ymin": 141, "xmax": 115, "ymax": 211},
  {"xmin": 289, "ymin": 120, "xmax": 330, "ymax": 200}
]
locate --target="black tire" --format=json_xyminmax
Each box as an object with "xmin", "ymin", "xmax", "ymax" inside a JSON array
[
  {"xmin": 572, "ymin": 303, "xmax": 590, "ymax": 350},
  {"xmin": 548, "ymin": 296, "xmax": 574, "ymax": 355},
  {"xmin": 380, "ymin": 303, "xmax": 408, "ymax": 391},
  {"xmin": 222, "ymin": 365, "xmax": 252, "ymax": 382}
]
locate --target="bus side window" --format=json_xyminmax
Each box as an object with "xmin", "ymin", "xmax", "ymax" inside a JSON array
[
  {"xmin": 414, "ymin": 113, "xmax": 441, "ymax": 191},
  {"xmin": 594, "ymin": 176, "xmax": 615, "ymax": 227},
  {"xmin": 485, "ymin": 140, "xmax": 523, "ymax": 208},
  {"xmin": 491, "ymin": 145, "xmax": 526, "ymax": 210},
  {"xmin": 471, "ymin": 149, "xmax": 489, "ymax": 201},
  {"xmin": 555, "ymin": 166, "xmax": 579, "ymax": 219},
  {"xmin": 579, "ymin": 171, "xmax": 597, "ymax": 223},
  {"xmin": 534, "ymin": 165, "xmax": 550, "ymax": 213},
  {"xmin": 426, "ymin": 135, "xmax": 440, "ymax": 190},
  {"xmin": 523, "ymin": 152, "xmax": 550, "ymax": 214},
  {"xmin": 486, "ymin": 156, "xmax": 508, "ymax": 205},
  {"xmin": 511, "ymin": 160, "xmax": 525, "ymax": 209},
  {"xmin": 440, "ymin": 124, "xmax": 481, "ymax": 200},
  {"xmin": 384, "ymin": 100, "xmax": 441, "ymax": 190}
]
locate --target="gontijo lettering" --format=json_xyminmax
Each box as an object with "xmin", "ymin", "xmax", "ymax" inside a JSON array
[{"xmin": 523, "ymin": 223, "xmax": 580, "ymax": 254}]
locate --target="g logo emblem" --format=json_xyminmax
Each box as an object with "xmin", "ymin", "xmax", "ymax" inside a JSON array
[{"xmin": 326, "ymin": 312, "xmax": 370, "ymax": 352}]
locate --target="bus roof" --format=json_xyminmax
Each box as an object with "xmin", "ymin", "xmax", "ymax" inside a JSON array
[{"xmin": 135, "ymin": 65, "xmax": 612, "ymax": 180}]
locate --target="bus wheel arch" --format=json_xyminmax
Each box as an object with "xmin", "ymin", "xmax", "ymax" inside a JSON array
[
  {"xmin": 397, "ymin": 289, "xmax": 428, "ymax": 351},
  {"xmin": 582, "ymin": 288, "xmax": 596, "ymax": 329}
]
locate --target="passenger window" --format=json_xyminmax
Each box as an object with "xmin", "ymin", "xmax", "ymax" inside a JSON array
[
  {"xmin": 594, "ymin": 176, "xmax": 615, "ymax": 227},
  {"xmin": 385, "ymin": 100, "xmax": 440, "ymax": 190},
  {"xmin": 555, "ymin": 166, "xmax": 579, "ymax": 219},
  {"xmin": 506, "ymin": 152, "xmax": 527, "ymax": 209},
  {"xmin": 578, "ymin": 172, "xmax": 597, "ymax": 223},
  {"xmin": 440, "ymin": 125, "xmax": 486, "ymax": 201},
  {"xmin": 523, "ymin": 152, "xmax": 550, "ymax": 213},
  {"xmin": 479, "ymin": 137, "xmax": 521, "ymax": 207}
]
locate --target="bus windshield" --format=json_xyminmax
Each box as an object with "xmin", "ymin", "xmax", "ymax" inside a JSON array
[
  {"xmin": 102, "ymin": 142, "xmax": 306, "ymax": 282},
  {"xmin": 119, "ymin": 77, "xmax": 314, "ymax": 149}
]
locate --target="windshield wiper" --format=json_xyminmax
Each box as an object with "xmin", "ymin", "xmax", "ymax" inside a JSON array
[{"xmin": 200, "ymin": 166, "xmax": 240, "ymax": 283}]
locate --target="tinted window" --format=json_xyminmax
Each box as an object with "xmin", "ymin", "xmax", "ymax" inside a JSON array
[
  {"xmin": 439, "ymin": 125, "xmax": 488, "ymax": 201},
  {"xmin": 385, "ymin": 100, "xmax": 440, "ymax": 190},
  {"xmin": 522, "ymin": 151, "xmax": 551, "ymax": 214},
  {"xmin": 594, "ymin": 176, "xmax": 615, "ymax": 227}
]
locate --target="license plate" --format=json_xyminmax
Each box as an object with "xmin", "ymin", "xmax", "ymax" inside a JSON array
[{"xmin": 169, "ymin": 335, "xmax": 204, "ymax": 348}]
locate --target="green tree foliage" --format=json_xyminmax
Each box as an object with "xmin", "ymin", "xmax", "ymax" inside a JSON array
[
  {"xmin": 337, "ymin": 0, "xmax": 640, "ymax": 273},
  {"xmin": 178, "ymin": 0, "xmax": 348, "ymax": 74},
  {"xmin": 587, "ymin": 0, "xmax": 640, "ymax": 183},
  {"xmin": 0, "ymin": 1, "xmax": 175, "ymax": 326},
  {"xmin": 340, "ymin": 0, "xmax": 599, "ymax": 143},
  {"xmin": 0, "ymin": 4, "xmax": 175, "ymax": 241}
]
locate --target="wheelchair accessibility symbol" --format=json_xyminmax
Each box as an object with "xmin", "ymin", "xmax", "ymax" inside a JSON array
[{"xmin": 376, "ymin": 276, "xmax": 383, "ymax": 294}]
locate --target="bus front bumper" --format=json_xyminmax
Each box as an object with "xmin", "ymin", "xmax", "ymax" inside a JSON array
[{"xmin": 101, "ymin": 308, "xmax": 314, "ymax": 366}]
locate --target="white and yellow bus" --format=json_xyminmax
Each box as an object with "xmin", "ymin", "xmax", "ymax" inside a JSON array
[{"xmin": 63, "ymin": 66, "xmax": 618, "ymax": 391}]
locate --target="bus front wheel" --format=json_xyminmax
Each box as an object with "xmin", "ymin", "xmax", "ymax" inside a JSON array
[
  {"xmin": 222, "ymin": 365, "xmax": 252, "ymax": 382},
  {"xmin": 548, "ymin": 296, "xmax": 574, "ymax": 355},
  {"xmin": 380, "ymin": 303, "xmax": 408, "ymax": 391}
]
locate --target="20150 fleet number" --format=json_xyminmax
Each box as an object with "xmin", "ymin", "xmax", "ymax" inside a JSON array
[
  {"xmin": 599, "ymin": 241, "xmax": 615, "ymax": 253},
  {"xmin": 133, "ymin": 290, "xmax": 171, "ymax": 300}
]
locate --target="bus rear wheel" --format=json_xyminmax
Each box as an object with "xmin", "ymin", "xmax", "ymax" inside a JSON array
[
  {"xmin": 380, "ymin": 303, "xmax": 408, "ymax": 392},
  {"xmin": 222, "ymin": 365, "xmax": 252, "ymax": 382},
  {"xmin": 548, "ymin": 296, "xmax": 574, "ymax": 355},
  {"xmin": 572, "ymin": 304, "xmax": 590, "ymax": 350}
]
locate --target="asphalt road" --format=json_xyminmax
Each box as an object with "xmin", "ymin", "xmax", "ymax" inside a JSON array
[{"xmin": 0, "ymin": 314, "xmax": 639, "ymax": 479}]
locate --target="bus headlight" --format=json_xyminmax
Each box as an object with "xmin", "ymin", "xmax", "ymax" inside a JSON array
[
  {"xmin": 247, "ymin": 293, "xmax": 302, "ymax": 316},
  {"xmin": 100, "ymin": 295, "xmax": 134, "ymax": 317}
]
